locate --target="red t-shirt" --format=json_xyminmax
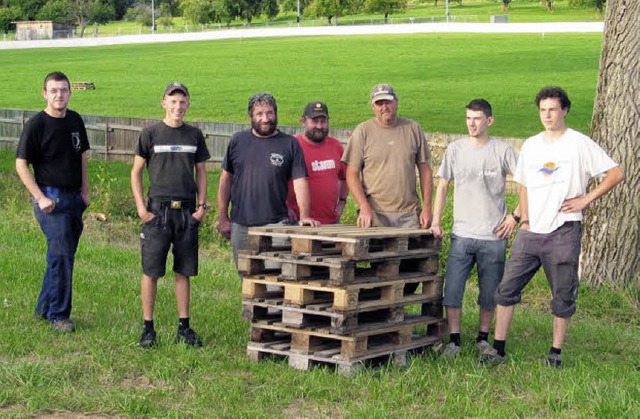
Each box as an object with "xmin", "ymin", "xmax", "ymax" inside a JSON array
[{"xmin": 287, "ymin": 134, "xmax": 346, "ymax": 224}]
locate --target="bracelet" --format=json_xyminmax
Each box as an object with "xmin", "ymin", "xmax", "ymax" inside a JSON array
[
  {"xmin": 512, "ymin": 212, "xmax": 521, "ymax": 223},
  {"xmin": 197, "ymin": 203, "xmax": 209, "ymax": 210},
  {"xmin": 521, "ymin": 220, "xmax": 530, "ymax": 226}
]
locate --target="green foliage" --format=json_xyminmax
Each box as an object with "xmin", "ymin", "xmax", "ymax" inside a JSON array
[
  {"xmin": 0, "ymin": 6, "xmax": 21, "ymax": 33},
  {"xmin": 365, "ymin": 0, "xmax": 408, "ymax": 20},
  {"xmin": 36, "ymin": 0, "xmax": 73, "ymax": 24},
  {"xmin": 569, "ymin": 0, "xmax": 605, "ymax": 13}
]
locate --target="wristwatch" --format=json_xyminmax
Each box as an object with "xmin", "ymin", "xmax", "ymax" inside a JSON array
[
  {"xmin": 512, "ymin": 212, "xmax": 521, "ymax": 223},
  {"xmin": 197, "ymin": 203, "xmax": 210, "ymax": 210}
]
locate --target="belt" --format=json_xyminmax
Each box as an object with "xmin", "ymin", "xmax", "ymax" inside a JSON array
[{"xmin": 148, "ymin": 199, "xmax": 195, "ymax": 210}]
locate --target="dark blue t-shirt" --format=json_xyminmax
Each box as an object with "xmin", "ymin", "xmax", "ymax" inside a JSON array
[{"xmin": 222, "ymin": 129, "xmax": 307, "ymax": 226}]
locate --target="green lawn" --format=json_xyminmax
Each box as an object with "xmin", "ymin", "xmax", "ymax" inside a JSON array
[
  {"xmin": 0, "ymin": 33, "xmax": 601, "ymax": 138},
  {"xmin": 0, "ymin": 150, "xmax": 638, "ymax": 417}
]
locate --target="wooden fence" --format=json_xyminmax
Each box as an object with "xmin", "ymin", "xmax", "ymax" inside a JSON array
[{"xmin": 0, "ymin": 108, "xmax": 524, "ymax": 190}]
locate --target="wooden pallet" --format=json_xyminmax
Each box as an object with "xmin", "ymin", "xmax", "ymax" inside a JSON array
[
  {"xmin": 248, "ymin": 315, "xmax": 446, "ymax": 362},
  {"xmin": 242, "ymin": 274, "xmax": 443, "ymax": 311},
  {"xmin": 238, "ymin": 252, "xmax": 439, "ymax": 285},
  {"xmin": 246, "ymin": 225, "xmax": 440, "ymax": 260},
  {"xmin": 243, "ymin": 298, "xmax": 443, "ymax": 335},
  {"xmin": 70, "ymin": 82, "xmax": 95, "ymax": 90}
]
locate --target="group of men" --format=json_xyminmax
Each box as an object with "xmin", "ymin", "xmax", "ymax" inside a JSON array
[{"xmin": 16, "ymin": 71, "xmax": 624, "ymax": 367}]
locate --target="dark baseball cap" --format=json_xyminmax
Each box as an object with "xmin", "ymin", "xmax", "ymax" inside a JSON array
[
  {"xmin": 370, "ymin": 83, "xmax": 397, "ymax": 104},
  {"xmin": 303, "ymin": 102, "xmax": 329, "ymax": 119},
  {"xmin": 164, "ymin": 82, "xmax": 189, "ymax": 97}
]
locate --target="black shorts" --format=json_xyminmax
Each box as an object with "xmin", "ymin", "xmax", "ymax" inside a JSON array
[{"xmin": 140, "ymin": 201, "xmax": 201, "ymax": 278}]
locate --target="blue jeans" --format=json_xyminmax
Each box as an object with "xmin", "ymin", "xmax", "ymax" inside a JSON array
[
  {"xmin": 34, "ymin": 187, "xmax": 86, "ymax": 321},
  {"xmin": 442, "ymin": 234, "xmax": 507, "ymax": 309}
]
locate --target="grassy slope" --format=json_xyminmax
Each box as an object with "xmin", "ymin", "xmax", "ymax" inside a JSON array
[
  {"xmin": 0, "ymin": 151, "xmax": 638, "ymax": 417},
  {"xmin": 0, "ymin": 33, "xmax": 601, "ymax": 138}
]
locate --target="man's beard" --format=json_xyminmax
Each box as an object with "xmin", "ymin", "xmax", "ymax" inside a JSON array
[
  {"xmin": 252, "ymin": 119, "xmax": 278, "ymax": 137},
  {"xmin": 305, "ymin": 128, "xmax": 328, "ymax": 143}
]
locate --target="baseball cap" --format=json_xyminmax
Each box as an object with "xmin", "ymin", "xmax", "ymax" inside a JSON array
[
  {"xmin": 164, "ymin": 82, "xmax": 189, "ymax": 97},
  {"xmin": 303, "ymin": 102, "xmax": 329, "ymax": 118},
  {"xmin": 370, "ymin": 83, "xmax": 397, "ymax": 104}
]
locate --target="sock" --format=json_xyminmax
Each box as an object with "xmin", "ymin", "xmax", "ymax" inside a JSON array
[
  {"xmin": 179, "ymin": 317, "xmax": 190, "ymax": 330},
  {"xmin": 477, "ymin": 331, "xmax": 489, "ymax": 343},
  {"xmin": 550, "ymin": 346, "xmax": 562, "ymax": 355},
  {"xmin": 493, "ymin": 339, "xmax": 506, "ymax": 356},
  {"xmin": 450, "ymin": 333, "xmax": 461, "ymax": 347},
  {"xmin": 143, "ymin": 319, "xmax": 154, "ymax": 332}
]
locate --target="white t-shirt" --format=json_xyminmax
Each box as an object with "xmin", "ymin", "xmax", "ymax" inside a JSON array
[
  {"xmin": 514, "ymin": 128, "xmax": 618, "ymax": 234},
  {"xmin": 437, "ymin": 138, "xmax": 517, "ymax": 240}
]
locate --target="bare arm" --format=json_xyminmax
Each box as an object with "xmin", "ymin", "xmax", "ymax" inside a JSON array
[
  {"xmin": 430, "ymin": 178, "xmax": 449, "ymax": 238},
  {"xmin": 333, "ymin": 178, "xmax": 350, "ymax": 219},
  {"xmin": 130, "ymin": 155, "xmax": 153, "ymax": 222},
  {"xmin": 417, "ymin": 161, "xmax": 433, "ymax": 229},
  {"xmin": 560, "ymin": 166, "xmax": 625, "ymax": 213},
  {"xmin": 15, "ymin": 158, "xmax": 55, "ymax": 212},
  {"xmin": 217, "ymin": 169, "xmax": 233, "ymax": 239},
  {"xmin": 346, "ymin": 164, "xmax": 373, "ymax": 228},
  {"xmin": 293, "ymin": 177, "xmax": 319, "ymax": 227},
  {"xmin": 519, "ymin": 185, "xmax": 530, "ymax": 231},
  {"xmin": 192, "ymin": 161, "xmax": 207, "ymax": 221}
]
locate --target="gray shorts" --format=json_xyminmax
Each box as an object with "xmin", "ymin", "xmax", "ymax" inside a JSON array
[
  {"xmin": 373, "ymin": 209, "xmax": 420, "ymax": 228},
  {"xmin": 140, "ymin": 203, "xmax": 200, "ymax": 278},
  {"xmin": 494, "ymin": 221, "xmax": 582, "ymax": 318}
]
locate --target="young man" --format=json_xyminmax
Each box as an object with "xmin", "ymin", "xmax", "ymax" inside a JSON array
[
  {"xmin": 131, "ymin": 82, "xmax": 210, "ymax": 348},
  {"xmin": 479, "ymin": 86, "xmax": 624, "ymax": 367},
  {"xmin": 431, "ymin": 99, "xmax": 519, "ymax": 360},
  {"xmin": 217, "ymin": 93, "xmax": 319, "ymax": 268},
  {"xmin": 286, "ymin": 102, "xmax": 349, "ymax": 224},
  {"xmin": 342, "ymin": 83, "xmax": 433, "ymax": 229},
  {"xmin": 15, "ymin": 71, "xmax": 91, "ymax": 333}
]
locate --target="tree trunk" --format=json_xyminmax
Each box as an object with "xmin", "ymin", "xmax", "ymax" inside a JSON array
[{"xmin": 581, "ymin": 0, "xmax": 640, "ymax": 288}]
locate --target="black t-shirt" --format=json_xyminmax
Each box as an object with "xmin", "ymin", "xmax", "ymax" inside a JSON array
[
  {"xmin": 222, "ymin": 129, "xmax": 307, "ymax": 226},
  {"xmin": 16, "ymin": 110, "xmax": 90, "ymax": 189},
  {"xmin": 135, "ymin": 122, "xmax": 210, "ymax": 201}
]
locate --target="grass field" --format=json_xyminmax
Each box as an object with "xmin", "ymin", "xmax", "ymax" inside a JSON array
[
  {"xmin": 0, "ymin": 33, "xmax": 601, "ymax": 138},
  {"xmin": 0, "ymin": 149, "xmax": 638, "ymax": 417}
]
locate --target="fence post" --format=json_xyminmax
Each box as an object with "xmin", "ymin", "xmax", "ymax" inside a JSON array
[{"xmin": 104, "ymin": 120, "xmax": 109, "ymax": 161}]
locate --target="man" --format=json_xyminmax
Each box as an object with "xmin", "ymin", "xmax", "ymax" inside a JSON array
[
  {"xmin": 342, "ymin": 83, "xmax": 432, "ymax": 229},
  {"xmin": 218, "ymin": 93, "xmax": 319, "ymax": 268},
  {"xmin": 15, "ymin": 71, "xmax": 90, "ymax": 333},
  {"xmin": 479, "ymin": 86, "xmax": 624, "ymax": 367},
  {"xmin": 286, "ymin": 102, "xmax": 349, "ymax": 224},
  {"xmin": 131, "ymin": 82, "xmax": 210, "ymax": 348},
  {"xmin": 431, "ymin": 99, "xmax": 519, "ymax": 360}
]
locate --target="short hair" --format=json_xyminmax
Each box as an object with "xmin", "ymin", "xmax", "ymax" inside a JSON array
[
  {"xmin": 248, "ymin": 92, "xmax": 277, "ymax": 116},
  {"xmin": 535, "ymin": 86, "xmax": 571, "ymax": 111},
  {"xmin": 466, "ymin": 98, "xmax": 492, "ymax": 117},
  {"xmin": 43, "ymin": 71, "xmax": 70, "ymax": 90}
]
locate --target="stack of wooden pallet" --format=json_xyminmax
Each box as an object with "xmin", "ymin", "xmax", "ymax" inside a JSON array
[{"xmin": 239, "ymin": 225, "xmax": 446, "ymax": 374}]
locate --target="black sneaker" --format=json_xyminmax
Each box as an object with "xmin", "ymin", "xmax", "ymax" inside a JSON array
[
  {"xmin": 544, "ymin": 352, "xmax": 563, "ymax": 368},
  {"xmin": 176, "ymin": 327, "xmax": 203, "ymax": 347},
  {"xmin": 139, "ymin": 329, "xmax": 157, "ymax": 348}
]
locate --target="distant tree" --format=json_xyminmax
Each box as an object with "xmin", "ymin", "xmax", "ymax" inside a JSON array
[
  {"xmin": 305, "ymin": 0, "xmax": 361, "ymax": 25},
  {"xmin": 157, "ymin": 2, "xmax": 173, "ymax": 27},
  {"xmin": 365, "ymin": 0, "xmax": 407, "ymax": 23},
  {"xmin": 501, "ymin": 0, "xmax": 511, "ymax": 11},
  {"xmin": 36, "ymin": 0, "xmax": 73, "ymax": 23},
  {"xmin": 3, "ymin": 0, "xmax": 46, "ymax": 20},
  {"xmin": 581, "ymin": 0, "xmax": 638, "ymax": 288},
  {"xmin": 0, "ymin": 6, "xmax": 21, "ymax": 33},
  {"xmin": 544, "ymin": 1, "xmax": 554, "ymax": 11},
  {"xmin": 279, "ymin": 0, "xmax": 311, "ymax": 16},
  {"xmin": 569, "ymin": 0, "xmax": 606, "ymax": 14},
  {"xmin": 66, "ymin": 0, "xmax": 115, "ymax": 37},
  {"xmin": 181, "ymin": 0, "xmax": 214, "ymax": 24},
  {"xmin": 224, "ymin": 0, "xmax": 278, "ymax": 25},
  {"xmin": 103, "ymin": 0, "xmax": 134, "ymax": 20}
]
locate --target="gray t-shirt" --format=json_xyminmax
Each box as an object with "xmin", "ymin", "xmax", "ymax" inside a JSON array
[{"xmin": 437, "ymin": 137, "xmax": 517, "ymax": 240}]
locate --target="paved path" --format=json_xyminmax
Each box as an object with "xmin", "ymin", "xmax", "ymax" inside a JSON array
[{"xmin": 0, "ymin": 22, "xmax": 603, "ymax": 50}]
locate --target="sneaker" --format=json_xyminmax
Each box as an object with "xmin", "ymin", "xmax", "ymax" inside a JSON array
[
  {"xmin": 176, "ymin": 327, "xmax": 203, "ymax": 347},
  {"xmin": 476, "ymin": 339, "xmax": 491, "ymax": 356},
  {"xmin": 139, "ymin": 329, "xmax": 157, "ymax": 348},
  {"xmin": 478, "ymin": 347, "xmax": 507, "ymax": 366},
  {"xmin": 51, "ymin": 319, "xmax": 76, "ymax": 333},
  {"xmin": 544, "ymin": 352, "xmax": 563, "ymax": 368},
  {"xmin": 441, "ymin": 342, "xmax": 461, "ymax": 361}
]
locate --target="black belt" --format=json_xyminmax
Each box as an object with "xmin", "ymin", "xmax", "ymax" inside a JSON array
[{"xmin": 148, "ymin": 199, "xmax": 195, "ymax": 210}]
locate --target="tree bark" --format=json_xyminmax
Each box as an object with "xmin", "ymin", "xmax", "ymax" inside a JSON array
[{"xmin": 581, "ymin": 0, "xmax": 640, "ymax": 287}]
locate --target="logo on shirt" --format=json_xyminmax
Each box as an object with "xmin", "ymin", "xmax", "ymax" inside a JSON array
[
  {"xmin": 311, "ymin": 159, "xmax": 336, "ymax": 172},
  {"xmin": 270, "ymin": 153, "xmax": 284, "ymax": 167},
  {"xmin": 538, "ymin": 162, "xmax": 559, "ymax": 176},
  {"xmin": 71, "ymin": 132, "xmax": 82, "ymax": 152}
]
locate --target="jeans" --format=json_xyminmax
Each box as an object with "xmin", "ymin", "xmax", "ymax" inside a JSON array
[
  {"xmin": 442, "ymin": 234, "xmax": 507, "ymax": 309},
  {"xmin": 34, "ymin": 186, "xmax": 86, "ymax": 321}
]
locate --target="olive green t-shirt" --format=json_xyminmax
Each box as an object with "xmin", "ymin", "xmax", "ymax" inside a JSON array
[{"xmin": 342, "ymin": 117, "xmax": 431, "ymax": 214}]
